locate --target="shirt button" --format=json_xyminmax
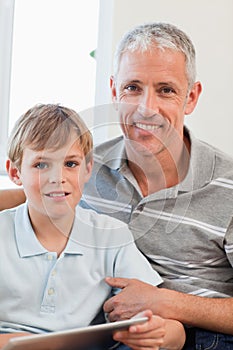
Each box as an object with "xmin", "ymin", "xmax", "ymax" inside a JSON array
[
  {"xmin": 48, "ymin": 288, "xmax": 55, "ymax": 295},
  {"xmin": 47, "ymin": 254, "xmax": 53, "ymax": 261},
  {"xmin": 137, "ymin": 204, "xmax": 144, "ymax": 212},
  {"xmin": 51, "ymin": 270, "xmax": 56, "ymax": 276}
]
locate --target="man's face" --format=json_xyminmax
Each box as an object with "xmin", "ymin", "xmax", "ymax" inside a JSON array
[{"xmin": 111, "ymin": 48, "xmax": 200, "ymax": 157}]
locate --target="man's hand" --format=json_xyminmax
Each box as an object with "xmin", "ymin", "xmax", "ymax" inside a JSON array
[
  {"xmin": 104, "ymin": 277, "xmax": 158, "ymax": 321},
  {"xmin": 104, "ymin": 277, "xmax": 233, "ymax": 335}
]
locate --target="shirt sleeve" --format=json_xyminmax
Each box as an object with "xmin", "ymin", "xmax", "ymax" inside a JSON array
[
  {"xmin": 112, "ymin": 226, "xmax": 163, "ymax": 288},
  {"xmin": 224, "ymin": 217, "xmax": 233, "ymax": 267}
]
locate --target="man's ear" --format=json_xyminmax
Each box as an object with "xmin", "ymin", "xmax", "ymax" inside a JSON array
[
  {"xmin": 6, "ymin": 159, "xmax": 22, "ymax": 186},
  {"xmin": 110, "ymin": 75, "xmax": 117, "ymax": 104},
  {"xmin": 185, "ymin": 81, "xmax": 202, "ymax": 115}
]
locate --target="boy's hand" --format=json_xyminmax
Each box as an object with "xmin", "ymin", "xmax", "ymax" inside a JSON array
[{"xmin": 113, "ymin": 310, "xmax": 166, "ymax": 350}]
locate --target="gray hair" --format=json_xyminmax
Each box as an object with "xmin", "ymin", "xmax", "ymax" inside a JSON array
[{"xmin": 113, "ymin": 22, "xmax": 196, "ymax": 88}]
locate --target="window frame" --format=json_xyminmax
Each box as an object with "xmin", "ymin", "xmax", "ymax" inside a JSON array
[{"xmin": 0, "ymin": 0, "xmax": 15, "ymax": 175}]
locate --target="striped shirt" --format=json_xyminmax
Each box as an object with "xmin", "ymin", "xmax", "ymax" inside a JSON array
[{"xmin": 80, "ymin": 127, "xmax": 233, "ymax": 298}]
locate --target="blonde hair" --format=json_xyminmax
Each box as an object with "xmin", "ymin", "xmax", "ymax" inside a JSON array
[{"xmin": 8, "ymin": 103, "xmax": 93, "ymax": 169}]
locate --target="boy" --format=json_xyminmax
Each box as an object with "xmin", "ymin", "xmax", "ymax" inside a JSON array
[{"xmin": 0, "ymin": 104, "xmax": 185, "ymax": 350}]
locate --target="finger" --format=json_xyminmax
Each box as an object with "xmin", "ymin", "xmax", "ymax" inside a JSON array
[
  {"xmin": 114, "ymin": 334, "xmax": 162, "ymax": 350},
  {"xmin": 105, "ymin": 276, "xmax": 130, "ymax": 289},
  {"xmin": 132, "ymin": 310, "xmax": 153, "ymax": 321},
  {"xmin": 103, "ymin": 295, "xmax": 114, "ymax": 314},
  {"xmin": 129, "ymin": 310, "xmax": 153, "ymax": 333},
  {"xmin": 115, "ymin": 328, "xmax": 164, "ymax": 341},
  {"xmin": 115, "ymin": 332, "xmax": 163, "ymax": 347}
]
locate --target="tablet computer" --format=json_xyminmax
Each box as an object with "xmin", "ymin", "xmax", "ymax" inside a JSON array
[{"xmin": 2, "ymin": 316, "xmax": 148, "ymax": 350}]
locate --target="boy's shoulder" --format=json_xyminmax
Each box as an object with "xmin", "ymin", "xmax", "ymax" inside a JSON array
[
  {"xmin": 75, "ymin": 206, "xmax": 134, "ymax": 248},
  {"xmin": 0, "ymin": 206, "xmax": 17, "ymax": 221},
  {"xmin": 76, "ymin": 205, "xmax": 128, "ymax": 229},
  {"xmin": 0, "ymin": 206, "xmax": 18, "ymax": 238}
]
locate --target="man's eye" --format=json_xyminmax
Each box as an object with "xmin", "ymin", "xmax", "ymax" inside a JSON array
[
  {"xmin": 35, "ymin": 162, "xmax": 47, "ymax": 169},
  {"xmin": 125, "ymin": 85, "xmax": 138, "ymax": 92},
  {"xmin": 161, "ymin": 87, "xmax": 175, "ymax": 94},
  {"xmin": 66, "ymin": 161, "xmax": 77, "ymax": 168}
]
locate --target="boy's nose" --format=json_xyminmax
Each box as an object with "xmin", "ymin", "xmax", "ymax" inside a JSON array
[{"xmin": 49, "ymin": 169, "xmax": 65, "ymax": 184}]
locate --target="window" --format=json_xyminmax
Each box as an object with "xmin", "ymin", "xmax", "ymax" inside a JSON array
[
  {"xmin": 0, "ymin": 0, "xmax": 100, "ymax": 176},
  {"xmin": 0, "ymin": 0, "xmax": 15, "ymax": 175}
]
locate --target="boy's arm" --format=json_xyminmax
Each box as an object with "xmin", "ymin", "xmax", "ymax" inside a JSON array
[{"xmin": 0, "ymin": 189, "xmax": 26, "ymax": 211}]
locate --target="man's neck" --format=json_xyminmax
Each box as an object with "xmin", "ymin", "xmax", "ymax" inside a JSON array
[{"xmin": 126, "ymin": 135, "xmax": 191, "ymax": 197}]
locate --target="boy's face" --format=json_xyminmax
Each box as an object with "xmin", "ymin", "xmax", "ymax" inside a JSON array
[{"xmin": 12, "ymin": 135, "xmax": 92, "ymax": 221}]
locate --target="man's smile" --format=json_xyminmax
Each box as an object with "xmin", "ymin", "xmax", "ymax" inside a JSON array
[{"xmin": 133, "ymin": 122, "xmax": 163, "ymax": 131}]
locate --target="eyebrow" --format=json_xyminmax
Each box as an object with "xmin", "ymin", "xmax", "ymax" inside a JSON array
[
  {"xmin": 121, "ymin": 79, "xmax": 178, "ymax": 87},
  {"xmin": 121, "ymin": 79, "xmax": 142, "ymax": 85},
  {"xmin": 32, "ymin": 154, "xmax": 84, "ymax": 161}
]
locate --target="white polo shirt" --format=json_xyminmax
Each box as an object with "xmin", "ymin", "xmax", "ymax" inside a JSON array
[{"xmin": 0, "ymin": 204, "xmax": 162, "ymax": 333}]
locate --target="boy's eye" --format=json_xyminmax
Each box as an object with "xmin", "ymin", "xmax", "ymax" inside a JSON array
[
  {"xmin": 66, "ymin": 161, "xmax": 78, "ymax": 168},
  {"xmin": 35, "ymin": 162, "xmax": 48, "ymax": 169}
]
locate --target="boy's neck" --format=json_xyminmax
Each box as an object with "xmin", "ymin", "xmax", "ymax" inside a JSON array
[{"xmin": 28, "ymin": 208, "xmax": 75, "ymax": 256}]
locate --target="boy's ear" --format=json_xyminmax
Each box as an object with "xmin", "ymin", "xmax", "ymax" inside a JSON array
[{"xmin": 6, "ymin": 159, "xmax": 22, "ymax": 186}]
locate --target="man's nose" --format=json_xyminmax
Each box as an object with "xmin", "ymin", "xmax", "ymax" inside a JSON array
[{"xmin": 137, "ymin": 90, "xmax": 159, "ymax": 118}]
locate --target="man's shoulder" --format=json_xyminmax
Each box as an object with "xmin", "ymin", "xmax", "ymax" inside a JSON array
[
  {"xmin": 93, "ymin": 135, "xmax": 124, "ymax": 162},
  {"xmin": 190, "ymin": 129, "xmax": 233, "ymax": 179},
  {"xmin": 203, "ymin": 141, "xmax": 233, "ymax": 178}
]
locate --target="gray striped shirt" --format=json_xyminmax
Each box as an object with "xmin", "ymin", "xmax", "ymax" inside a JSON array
[{"xmin": 80, "ymin": 128, "xmax": 233, "ymax": 298}]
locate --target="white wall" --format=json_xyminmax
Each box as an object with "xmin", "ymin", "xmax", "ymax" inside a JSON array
[{"xmin": 97, "ymin": 0, "xmax": 233, "ymax": 156}]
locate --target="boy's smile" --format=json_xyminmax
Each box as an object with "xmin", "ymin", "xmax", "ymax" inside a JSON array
[
  {"xmin": 44, "ymin": 191, "xmax": 71, "ymax": 200},
  {"xmin": 16, "ymin": 135, "xmax": 92, "ymax": 223}
]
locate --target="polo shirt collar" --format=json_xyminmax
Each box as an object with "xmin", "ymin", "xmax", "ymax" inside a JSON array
[
  {"xmin": 178, "ymin": 127, "xmax": 215, "ymax": 191},
  {"xmin": 15, "ymin": 204, "xmax": 47, "ymax": 257},
  {"xmin": 15, "ymin": 204, "xmax": 84, "ymax": 258},
  {"xmin": 94, "ymin": 135, "xmax": 126, "ymax": 170}
]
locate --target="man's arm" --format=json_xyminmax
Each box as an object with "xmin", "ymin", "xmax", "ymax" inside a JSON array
[
  {"xmin": 0, "ymin": 333, "xmax": 29, "ymax": 349},
  {"xmin": 104, "ymin": 277, "xmax": 233, "ymax": 335},
  {"xmin": 0, "ymin": 189, "xmax": 26, "ymax": 211}
]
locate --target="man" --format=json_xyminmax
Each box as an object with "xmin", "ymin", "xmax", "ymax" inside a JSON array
[
  {"xmin": 1, "ymin": 22, "xmax": 233, "ymax": 349},
  {"xmin": 80, "ymin": 23, "xmax": 233, "ymax": 349}
]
